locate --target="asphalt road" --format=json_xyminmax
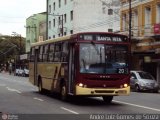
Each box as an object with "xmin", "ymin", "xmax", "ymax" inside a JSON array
[{"xmin": 0, "ymin": 72, "xmax": 160, "ymax": 120}]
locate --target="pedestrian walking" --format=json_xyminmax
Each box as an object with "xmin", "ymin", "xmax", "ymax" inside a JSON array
[{"xmin": 9, "ymin": 63, "xmax": 12, "ymax": 75}]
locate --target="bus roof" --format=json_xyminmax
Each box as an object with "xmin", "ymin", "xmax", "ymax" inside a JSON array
[
  {"xmin": 31, "ymin": 35, "xmax": 72, "ymax": 47},
  {"xmin": 31, "ymin": 32, "xmax": 128, "ymax": 47}
]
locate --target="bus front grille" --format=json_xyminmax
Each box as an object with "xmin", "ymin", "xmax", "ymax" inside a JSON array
[{"xmin": 94, "ymin": 90, "xmax": 114, "ymax": 93}]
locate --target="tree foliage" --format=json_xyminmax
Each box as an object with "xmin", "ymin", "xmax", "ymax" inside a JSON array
[{"xmin": 0, "ymin": 35, "xmax": 25, "ymax": 64}]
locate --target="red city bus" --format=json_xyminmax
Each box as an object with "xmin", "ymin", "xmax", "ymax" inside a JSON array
[{"xmin": 29, "ymin": 32, "xmax": 131, "ymax": 103}]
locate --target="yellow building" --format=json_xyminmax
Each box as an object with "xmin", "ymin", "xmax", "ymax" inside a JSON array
[{"xmin": 120, "ymin": 0, "xmax": 160, "ymax": 85}]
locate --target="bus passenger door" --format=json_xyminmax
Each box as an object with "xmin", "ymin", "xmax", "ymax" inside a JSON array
[
  {"xmin": 34, "ymin": 49, "xmax": 38, "ymax": 85},
  {"xmin": 68, "ymin": 45, "xmax": 75, "ymax": 94}
]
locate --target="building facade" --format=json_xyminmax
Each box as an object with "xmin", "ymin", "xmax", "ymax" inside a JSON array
[
  {"xmin": 26, "ymin": 12, "xmax": 47, "ymax": 53},
  {"xmin": 120, "ymin": 0, "xmax": 160, "ymax": 85},
  {"xmin": 47, "ymin": 0, "xmax": 121, "ymax": 39}
]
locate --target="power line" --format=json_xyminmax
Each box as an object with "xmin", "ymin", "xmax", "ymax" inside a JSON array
[
  {"xmin": 74, "ymin": 17, "xmax": 120, "ymax": 32},
  {"xmin": 73, "ymin": 0, "xmax": 121, "ymax": 32}
]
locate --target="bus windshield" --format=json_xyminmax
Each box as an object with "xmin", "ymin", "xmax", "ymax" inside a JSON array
[{"xmin": 79, "ymin": 43, "xmax": 129, "ymax": 74}]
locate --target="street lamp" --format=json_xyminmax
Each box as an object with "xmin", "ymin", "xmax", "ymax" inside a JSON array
[{"xmin": 48, "ymin": 13, "xmax": 64, "ymax": 36}]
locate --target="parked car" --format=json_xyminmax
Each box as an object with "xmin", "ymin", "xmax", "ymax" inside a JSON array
[
  {"xmin": 130, "ymin": 71, "xmax": 159, "ymax": 92},
  {"xmin": 23, "ymin": 68, "xmax": 29, "ymax": 77},
  {"xmin": 15, "ymin": 68, "xmax": 29, "ymax": 77}
]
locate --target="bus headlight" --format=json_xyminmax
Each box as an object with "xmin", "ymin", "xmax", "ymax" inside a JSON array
[
  {"xmin": 78, "ymin": 83, "xmax": 84, "ymax": 87},
  {"xmin": 124, "ymin": 84, "xmax": 128, "ymax": 88},
  {"xmin": 78, "ymin": 83, "xmax": 87, "ymax": 88}
]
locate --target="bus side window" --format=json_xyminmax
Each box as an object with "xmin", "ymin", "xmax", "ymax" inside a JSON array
[
  {"xmin": 61, "ymin": 42, "xmax": 68, "ymax": 62},
  {"xmin": 39, "ymin": 46, "xmax": 44, "ymax": 62},
  {"xmin": 43, "ymin": 44, "xmax": 49, "ymax": 62},
  {"xmin": 30, "ymin": 47, "xmax": 35, "ymax": 62},
  {"xmin": 48, "ymin": 43, "xmax": 55, "ymax": 62},
  {"xmin": 54, "ymin": 43, "xmax": 62, "ymax": 62}
]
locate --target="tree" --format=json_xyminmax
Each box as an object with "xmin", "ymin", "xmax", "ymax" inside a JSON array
[{"xmin": 0, "ymin": 35, "xmax": 25, "ymax": 64}]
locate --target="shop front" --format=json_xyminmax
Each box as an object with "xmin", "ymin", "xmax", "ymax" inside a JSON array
[{"xmin": 131, "ymin": 36, "xmax": 160, "ymax": 86}]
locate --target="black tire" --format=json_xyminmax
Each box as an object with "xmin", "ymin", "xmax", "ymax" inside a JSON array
[
  {"xmin": 135, "ymin": 85, "xmax": 140, "ymax": 92},
  {"xmin": 38, "ymin": 80, "xmax": 44, "ymax": 94},
  {"xmin": 61, "ymin": 84, "xmax": 68, "ymax": 101},
  {"xmin": 102, "ymin": 96, "xmax": 113, "ymax": 104}
]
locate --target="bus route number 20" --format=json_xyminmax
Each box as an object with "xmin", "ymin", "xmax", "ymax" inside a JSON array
[{"xmin": 118, "ymin": 68, "xmax": 125, "ymax": 74}]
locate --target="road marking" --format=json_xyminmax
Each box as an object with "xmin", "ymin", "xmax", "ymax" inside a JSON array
[
  {"xmin": 33, "ymin": 97, "xmax": 44, "ymax": 102},
  {"xmin": 61, "ymin": 107, "xmax": 79, "ymax": 114},
  {"xmin": 6, "ymin": 87, "xmax": 21, "ymax": 94},
  {"xmin": 113, "ymin": 100, "xmax": 160, "ymax": 112}
]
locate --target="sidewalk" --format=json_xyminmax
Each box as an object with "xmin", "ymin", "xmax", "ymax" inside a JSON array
[
  {"xmin": 0, "ymin": 71, "xmax": 28, "ymax": 77},
  {"xmin": 0, "ymin": 71, "xmax": 13, "ymax": 75}
]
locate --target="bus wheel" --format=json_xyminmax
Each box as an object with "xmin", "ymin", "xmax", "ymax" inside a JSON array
[
  {"xmin": 61, "ymin": 85, "xmax": 67, "ymax": 101},
  {"xmin": 38, "ymin": 80, "xmax": 44, "ymax": 94},
  {"xmin": 102, "ymin": 96, "xmax": 113, "ymax": 104}
]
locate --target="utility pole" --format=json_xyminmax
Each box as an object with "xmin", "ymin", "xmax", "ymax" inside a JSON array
[
  {"xmin": 129, "ymin": 0, "xmax": 132, "ymax": 42},
  {"xmin": 19, "ymin": 34, "xmax": 22, "ymax": 55},
  {"xmin": 11, "ymin": 32, "xmax": 22, "ymax": 71}
]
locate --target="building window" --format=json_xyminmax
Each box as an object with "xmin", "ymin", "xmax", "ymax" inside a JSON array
[
  {"xmin": 157, "ymin": 4, "xmax": 160, "ymax": 23},
  {"xmin": 70, "ymin": 30, "xmax": 73, "ymax": 34},
  {"xmin": 53, "ymin": 35, "xmax": 55, "ymax": 38},
  {"xmin": 108, "ymin": 9, "xmax": 113, "ymax": 15},
  {"xmin": 49, "ymin": 21, "xmax": 51, "ymax": 29},
  {"xmin": 49, "ymin": 5, "xmax": 51, "ymax": 13},
  {"xmin": 145, "ymin": 7, "xmax": 151, "ymax": 27},
  {"xmin": 108, "ymin": 29, "xmax": 113, "ymax": 32},
  {"xmin": 133, "ymin": 10, "xmax": 138, "ymax": 30},
  {"xmin": 70, "ymin": 11, "xmax": 73, "ymax": 21},
  {"xmin": 53, "ymin": 2, "xmax": 56, "ymax": 11},
  {"xmin": 64, "ymin": 14, "xmax": 67, "ymax": 23},
  {"xmin": 122, "ymin": 13, "xmax": 127, "ymax": 31},
  {"xmin": 53, "ymin": 19, "xmax": 55, "ymax": 27},
  {"xmin": 58, "ymin": 17, "xmax": 61, "ymax": 25},
  {"xmin": 59, "ymin": 0, "xmax": 61, "ymax": 8}
]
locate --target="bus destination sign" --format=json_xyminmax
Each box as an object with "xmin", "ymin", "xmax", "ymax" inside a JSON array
[{"xmin": 79, "ymin": 34, "xmax": 127, "ymax": 42}]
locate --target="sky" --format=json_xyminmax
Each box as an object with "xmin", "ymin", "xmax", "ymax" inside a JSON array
[{"xmin": 0, "ymin": 0, "xmax": 46, "ymax": 37}]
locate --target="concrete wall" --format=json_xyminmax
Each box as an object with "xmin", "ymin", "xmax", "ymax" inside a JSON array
[
  {"xmin": 73, "ymin": 0, "xmax": 120, "ymax": 33},
  {"xmin": 47, "ymin": 0, "xmax": 120, "ymax": 39},
  {"xmin": 26, "ymin": 12, "xmax": 47, "ymax": 53}
]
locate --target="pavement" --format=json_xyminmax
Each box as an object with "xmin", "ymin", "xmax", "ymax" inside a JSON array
[{"xmin": 0, "ymin": 71, "xmax": 28, "ymax": 78}]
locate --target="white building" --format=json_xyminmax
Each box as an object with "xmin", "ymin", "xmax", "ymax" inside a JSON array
[{"xmin": 47, "ymin": 0, "xmax": 120, "ymax": 39}]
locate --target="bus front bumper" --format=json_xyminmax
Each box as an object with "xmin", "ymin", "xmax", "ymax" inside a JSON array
[{"xmin": 76, "ymin": 86, "xmax": 130, "ymax": 96}]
